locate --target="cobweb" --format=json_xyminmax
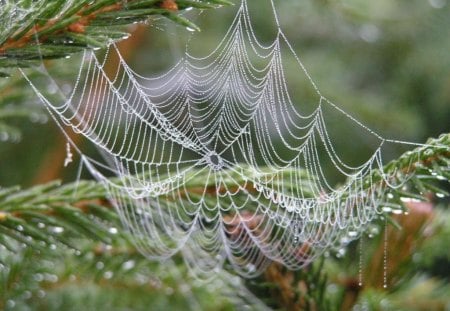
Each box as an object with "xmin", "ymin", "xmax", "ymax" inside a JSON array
[{"xmin": 21, "ymin": 0, "xmax": 443, "ymax": 279}]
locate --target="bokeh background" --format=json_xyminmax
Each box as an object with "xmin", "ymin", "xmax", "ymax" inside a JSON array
[{"xmin": 0, "ymin": 0, "xmax": 449, "ymax": 309}]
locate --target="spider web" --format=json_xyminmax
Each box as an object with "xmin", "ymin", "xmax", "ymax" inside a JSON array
[{"xmin": 21, "ymin": 0, "xmax": 439, "ymax": 279}]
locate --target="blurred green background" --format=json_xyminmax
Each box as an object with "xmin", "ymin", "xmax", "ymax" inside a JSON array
[{"xmin": 0, "ymin": 0, "xmax": 449, "ymax": 310}]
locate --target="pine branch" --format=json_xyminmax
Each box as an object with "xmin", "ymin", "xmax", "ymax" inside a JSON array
[
  {"xmin": 0, "ymin": 135, "xmax": 448, "ymax": 254},
  {"xmin": 0, "ymin": 0, "xmax": 232, "ymax": 76},
  {"xmin": 375, "ymin": 134, "xmax": 450, "ymax": 211},
  {"xmin": 0, "ymin": 69, "xmax": 54, "ymax": 143},
  {"xmin": 0, "ymin": 134, "xmax": 448, "ymax": 309}
]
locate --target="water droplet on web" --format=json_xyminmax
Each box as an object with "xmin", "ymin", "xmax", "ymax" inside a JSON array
[
  {"xmin": 23, "ymin": 290, "xmax": 32, "ymax": 300},
  {"xmin": 359, "ymin": 24, "xmax": 381, "ymax": 43},
  {"xmin": 34, "ymin": 273, "xmax": 44, "ymax": 282},
  {"xmin": 96, "ymin": 261, "xmax": 105, "ymax": 270},
  {"xmin": 336, "ymin": 248, "xmax": 346, "ymax": 258},
  {"xmin": 348, "ymin": 231, "xmax": 358, "ymax": 237},
  {"xmin": 104, "ymin": 271, "xmax": 113, "ymax": 279},
  {"xmin": 108, "ymin": 227, "xmax": 118, "ymax": 234},
  {"xmin": 47, "ymin": 83, "xmax": 58, "ymax": 94},
  {"xmin": 61, "ymin": 83, "xmax": 72, "ymax": 96},
  {"xmin": 0, "ymin": 132, "xmax": 9, "ymax": 142},
  {"xmin": 52, "ymin": 226, "xmax": 64, "ymax": 234},
  {"xmin": 39, "ymin": 114, "xmax": 48, "ymax": 124},
  {"xmin": 340, "ymin": 236, "xmax": 350, "ymax": 245},
  {"xmin": 6, "ymin": 300, "xmax": 15, "ymax": 308},
  {"xmin": 46, "ymin": 274, "xmax": 59, "ymax": 283},
  {"xmin": 122, "ymin": 260, "xmax": 135, "ymax": 270},
  {"xmin": 37, "ymin": 290, "xmax": 46, "ymax": 298},
  {"xmin": 428, "ymin": 0, "xmax": 447, "ymax": 9}
]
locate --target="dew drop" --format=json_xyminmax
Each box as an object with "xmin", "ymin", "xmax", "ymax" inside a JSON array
[
  {"xmin": 23, "ymin": 290, "xmax": 32, "ymax": 300},
  {"xmin": 108, "ymin": 227, "xmax": 118, "ymax": 234},
  {"xmin": 52, "ymin": 226, "xmax": 64, "ymax": 234},
  {"xmin": 46, "ymin": 274, "xmax": 58, "ymax": 283},
  {"xmin": 0, "ymin": 132, "xmax": 9, "ymax": 142},
  {"xmin": 359, "ymin": 24, "xmax": 381, "ymax": 43},
  {"xmin": 165, "ymin": 287, "xmax": 174, "ymax": 295},
  {"xmin": 61, "ymin": 83, "xmax": 72, "ymax": 95},
  {"xmin": 6, "ymin": 300, "xmax": 15, "ymax": 308},
  {"xmin": 33, "ymin": 273, "xmax": 44, "ymax": 282},
  {"xmin": 37, "ymin": 290, "xmax": 46, "ymax": 298},
  {"xmin": 348, "ymin": 231, "xmax": 358, "ymax": 237},
  {"xmin": 122, "ymin": 260, "xmax": 135, "ymax": 270},
  {"xmin": 428, "ymin": 0, "xmax": 447, "ymax": 9},
  {"xmin": 336, "ymin": 248, "xmax": 346, "ymax": 258},
  {"xmin": 47, "ymin": 83, "xmax": 58, "ymax": 94},
  {"xmin": 104, "ymin": 271, "xmax": 113, "ymax": 279},
  {"xmin": 179, "ymin": 284, "xmax": 190, "ymax": 293}
]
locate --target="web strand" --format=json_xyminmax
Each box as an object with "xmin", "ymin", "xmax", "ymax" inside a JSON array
[{"xmin": 20, "ymin": 0, "xmax": 447, "ymax": 278}]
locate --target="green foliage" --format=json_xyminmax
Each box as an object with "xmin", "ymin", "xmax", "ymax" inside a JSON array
[
  {"xmin": 0, "ymin": 179, "xmax": 260, "ymax": 310},
  {"xmin": 0, "ymin": 135, "xmax": 448, "ymax": 309},
  {"xmin": 0, "ymin": 0, "xmax": 449, "ymax": 310},
  {"xmin": 0, "ymin": 0, "xmax": 232, "ymax": 76}
]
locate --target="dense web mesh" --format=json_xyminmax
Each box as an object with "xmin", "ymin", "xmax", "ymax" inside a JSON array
[{"xmin": 21, "ymin": 0, "xmax": 443, "ymax": 279}]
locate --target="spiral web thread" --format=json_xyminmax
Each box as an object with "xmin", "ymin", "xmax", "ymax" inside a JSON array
[{"xmin": 21, "ymin": 0, "xmax": 446, "ymax": 279}]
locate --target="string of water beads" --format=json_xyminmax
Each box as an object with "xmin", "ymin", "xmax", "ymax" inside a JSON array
[
  {"xmin": 359, "ymin": 233, "xmax": 363, "ymax": 287},
  {"xmin": 19, "ymin": 0, "xmax": 449, "ymax": 278},
  {"xmin": 64, "ymin": 142, "xmax": 74, "ymax": 167},
  {"xmin": 383, "ymin": 217, "xmax": 388, "ymax": 288}
]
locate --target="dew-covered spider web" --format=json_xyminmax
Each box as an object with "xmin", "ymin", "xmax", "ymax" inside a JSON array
[{"xmin": 21, "ymin": 0, "xmax": 446, "ymax": 279}]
